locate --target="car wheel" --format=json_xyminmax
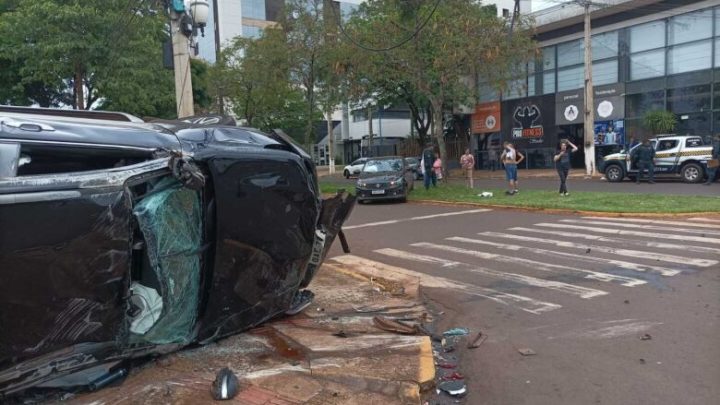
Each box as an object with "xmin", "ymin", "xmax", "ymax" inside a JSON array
[
  {"xmin": 344, "ymin": 169, "xmax": 350, "ymax": 179},
  {"xmin": 681, "ymin": 163, "xmax": 703, "ymax": 183},
  {"xmin": 605, "ymin": 164, "xmax": 625, "ymax": 183}
]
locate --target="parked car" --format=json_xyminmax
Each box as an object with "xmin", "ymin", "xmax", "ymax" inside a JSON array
[
  {"xmin": 355, "ymin": 156, "xmax": 414, "ymax": 203},
  {"xmin": 404, "ymin": 157, "xmax": 422, "ymax": 180},
  {"xmin": 600, "ymin": 135, "xmax": 713, "ymax": 183},
  {"xmin": 0, "ymin": 106, "xmax": 355, "ymax": 397},
  {"xmin": 343, "ymin": 157, "xmax": 369, "ymax": 178}
]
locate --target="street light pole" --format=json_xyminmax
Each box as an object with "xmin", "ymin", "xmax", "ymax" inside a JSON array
[
  {"xmin": 582, "ymin": 0, "xmax": 596, "ymax": 178},
  {"xmin": 170, "ymin": 9, "xmax": 195, "ymax": 118}
]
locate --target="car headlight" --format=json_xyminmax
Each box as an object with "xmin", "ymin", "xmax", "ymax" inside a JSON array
[{"xmin": 357, "ymin": 181, "xmax": 367, "ymax": 188}]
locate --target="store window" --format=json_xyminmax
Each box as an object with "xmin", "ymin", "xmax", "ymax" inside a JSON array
[
  {"xmin": 528, "ymin": 74, "xmax": 537, "ymax": 97},
  {"xmin": 626, "ymin": 90, "xmax": 665, "ymax": 118},
  {"xmin": 243, "ymin": 0, "xmax": 266, "ymax": 20},
  {"xmin": 715, "ymin": 38, "xmax": 720, "ymax": 67},
  {"xmin": 630, "ymin": 20, "xmax": 665, "ymax": 53},
  {"xmin": 668, "ymin": 40, "xmax": 712, "ymax": 75},
  {"xmin": 667, "ymin": 84, "xmax": 711, "ymax": 113},
  {"xmin": 505, "ymin": 78, "xmax": 526, "ymax": 100},
  {"xmin": 543, "ymin": 72, "xmax": 555, "ymax": 94},
  {"xmin": 593, "ymin": 60, "xmax": 618, "ymax": 86},
  {"xmin": 557, "ymin": 66, "xmax": 583, "ymax": 91},
  {"xmin": 675, "ymin": 112, "xmax": 711, "ymax": 135},
  {"xmin": 630, "ymin": 49, "xmax": 665, "ymax": 81},
  {"xmin": 557, "ymin": 39, "xmax": 583, "ymax": 68},
  {"xmin": 542, "ymin": 46, "xmax": 556, "ymax": 70},
  {"xmin": 668, "ymin": 9, "xmax": 712, "ymax": 45},
  {"xmin": 592, "ymin": 31, "xmax": 618, "ymax": 60},
  {"xmin": 242, "ymin": 25, "xmax": 263, "ymax": 39}
]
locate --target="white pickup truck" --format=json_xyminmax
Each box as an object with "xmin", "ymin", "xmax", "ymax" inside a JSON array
[{"xmin": 600, "ymin": 135, "xmax": 714, "ymax": 183}]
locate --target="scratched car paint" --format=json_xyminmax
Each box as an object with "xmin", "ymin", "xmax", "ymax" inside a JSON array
[{"xmin": 0, "ymin": 109, "xmax": 355, "ymax": 398}]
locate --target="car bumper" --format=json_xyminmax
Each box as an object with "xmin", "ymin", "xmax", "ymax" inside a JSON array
[{"xmin": 356, "ymin": 187, "xmax": 406, "ymax": 200}]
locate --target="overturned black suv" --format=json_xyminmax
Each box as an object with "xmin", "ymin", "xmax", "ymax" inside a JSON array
[{"xmin": 0, "ymin": 107, "xmax": 355, "ymax": 397}]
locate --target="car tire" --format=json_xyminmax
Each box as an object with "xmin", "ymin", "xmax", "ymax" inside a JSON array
[
  {"xmin": 681, "ymin": 163, "xmax": 703, "ymax": 183},
  {"xmin": 344, "ymin": 170, "xmax": 350, "ymax": 179},
  {"xmin": 605, "ymin": 164, "xmax": 625, "ymax": 183}
]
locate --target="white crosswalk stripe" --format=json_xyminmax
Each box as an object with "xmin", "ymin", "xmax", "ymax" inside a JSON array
[
  {"xmin": 581, "ymin": 216, "xmax": 720, "ymax": 230},
  {"xmin": 533, "ymin": 222, "xmax": 720, "ymax": 245},
  {"xmin": 510, "ymin": 227, "xmax": 720, "ymax": 256},
  {"xmin": 479, "ymin": 232, "xmax": 719, "ymax": 267},
  {"xmin": 328, "ymin": 254, "xmax": 562, "ymax": 314},
  {"xmin": 343, "ymin": 209, "xmax": 491, "ymax": 230},
  {"xmin": 689, "ymin": 217, "xmax": 720, "ymax": 224},
  {"xmin": 374, "ymin": 248, "xmax": 608, "ymax": 299},
  {"xmin": 560, "ymin": 219, "xmax": 720, "ymax": 237},
  {"xmin": 447, "ymin": 236, "xmax": 682, "ymax": 276},
  {"xmin": 411, "ymin": 242, "xmax": 646, "ymax": 287}
]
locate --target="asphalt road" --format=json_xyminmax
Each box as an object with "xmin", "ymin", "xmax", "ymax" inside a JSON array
[
  {"xmin": 323, "ymin": 173, "xmax": 720, "ymax": 196},
  {"xmin": 327, "ymin": 202, "xmax": 720, "ymax": 405}
]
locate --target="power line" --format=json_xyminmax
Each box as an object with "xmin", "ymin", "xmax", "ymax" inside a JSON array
[{"xmin": 330, "ymin": 0, "xmax": 442, "ymax": 53}]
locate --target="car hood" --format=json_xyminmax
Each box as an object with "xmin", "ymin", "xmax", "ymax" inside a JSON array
[{"xmin": 358, "ymin": 173, "xmax": 402, "ymax": 182}]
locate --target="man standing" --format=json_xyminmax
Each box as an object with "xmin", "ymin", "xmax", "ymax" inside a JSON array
[
  {"xmin": 421, "ymin": 144, "xmax": 437, "ymax": 190},
  {"xmin": 704, "ymin": 134, "xmax": 720, "ymax": 186},
  {"xmin": 632, "ymin": 139, "xmax": 655, "ymax": 184},
  {"xmin": 500, "ymin": 141, "xmax": 524, "ymax": 195}
]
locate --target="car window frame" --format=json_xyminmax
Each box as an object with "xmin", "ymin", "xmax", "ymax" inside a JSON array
[
  {"xmin": 656, "ymin": 140, "xmax": 678, "ymax": 152},
  {"xmin": 0, "ymin": 142, "xmax": 21, "ymax": 178}
]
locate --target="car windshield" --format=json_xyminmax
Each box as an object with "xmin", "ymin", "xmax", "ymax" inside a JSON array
[{"xmin": 362, "ymin": 159, "xmax": 402, "ymax": 173}]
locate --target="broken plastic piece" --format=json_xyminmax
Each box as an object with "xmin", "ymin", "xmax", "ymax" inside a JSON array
[
  {"xmin": 438, "ymin": 380, "xmax": 467, "ymax": 397},
  {"xmin": 129, "ymin": 282, "xmax": 163, "ymax": 335},
  {"xmin": 88, "ymin": 368, "xmax": 127, "ymax": 392},
  {"xmin": 518, "ymin": 348, "xmax": 536, "ymax": 356},
  {"xmin": 640, "ymin": 333, "xmax": 652, "ymax": 341},
  {"xmin": 285, "ymin": 290, "xmax": 315, "ymax": 315},
  {"xmin": 441, "ymin": 372, "xmax": 465, "ymax": 381},
  {"xmin": 442, "ymin": 327, "xmax": 469, "ymax": 337},
  {"xmin": 211, "ymin": 368, "xmax": 239, "ymax": 400},
  {"xmin": 467, "ymin": 331, "xmax": 487, "ymax": 349}
]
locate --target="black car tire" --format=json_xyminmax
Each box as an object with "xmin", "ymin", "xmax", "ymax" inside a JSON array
[
  {"xmin": 344, "ymin": 169, "xmax": 350, "ymax": 179},
  {"xmin": 681, "ymin": 163, "xmax": 703, "ymax": 183},
  {"xmin": 605, "ymin": 164, "xmax": 625, "ymax": 183}
]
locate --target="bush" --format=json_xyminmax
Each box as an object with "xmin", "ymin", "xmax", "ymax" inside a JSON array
[{"xmin": 643, "ymin": 110, "xmax": 677, "ymax": 135}]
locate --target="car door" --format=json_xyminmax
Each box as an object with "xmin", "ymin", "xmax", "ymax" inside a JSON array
[
  {"xmin": 653, "ymin": 139, "xmax": 680, "ymax": 174},
  {"xmin": 0, "ymin": 140, "xmax": 173, "ymax": 381},
  {"xmin": 351, "ymin": 158, "xmax": 366, "ymax": 175}
]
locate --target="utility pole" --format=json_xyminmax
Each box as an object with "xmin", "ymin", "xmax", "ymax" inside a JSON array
[
  {"xmin": 582, "ymin": 0, "xmax": 595, "ymax": 178},
  {"xmin": 327, "ymin": 111, "xmax": 335, "ymax": 173},
  {"xmin": 170, "ymin": 8, "xmax": 195, "ymax": 118}
]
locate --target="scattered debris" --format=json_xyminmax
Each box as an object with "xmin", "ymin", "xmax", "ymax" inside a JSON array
[
  {"xmin": 211, "ymin": 368, "xmax": 239, "ymax": 401},
  {"xmin": 417, "ymin": 323, "xmax": 443, "ymax": 342},
  {"xmin": 285, "ymin": 290, "xmax": 315, "ymax": 315},
  {"xmin": 624, "ymin": 299, "xmax": 630, "ymax": 304},
  {"xmin": 437, "ymin": 362, "xmax": 457, "ymax": 369},
  {"xmin": 467, "ymin": 331, "xmax": 487, "ymax": 349},
  {"xmin": 640, "ymin": 333, "xmax": 652, "ymax": 341},
  {"xmin": 352, "ymin": 305, "xmax": 387, "ymax": 313},
  {"xmin": 478, "ymin": 191, "xmax": 494, "ymax": 198},
  {"xmin": 441, "ymin": 372, "xmax": 465, "ymax": 381},
  {"xmin": 441, "ymin": 337, "xmax": 458, "ymax": 353},
  {"xmin": 438, "ymin": 380, "xmax": 467, "ymax": 397},
  {"xmin": 518, "ymin": 348, "xmax": 536, "ymax": 356},
  {"xmin": 585, "ymin": 248, "xmax": 591, "ymax": 254},
  {"xmin": 373, "ymin": 316, "xmax": 418, "ymax": 335},
  {"xmin": 639, "ymin": 358, "xmax": 646, "ymax": 364},
  {"xmin": 443, "ymin": 327, "xmax": 470, "ymax": 337}
]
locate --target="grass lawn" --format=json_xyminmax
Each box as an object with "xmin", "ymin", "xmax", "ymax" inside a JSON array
[{"xmin": 320, "ymin": 182, "xmax": 720, "ymax": 214}]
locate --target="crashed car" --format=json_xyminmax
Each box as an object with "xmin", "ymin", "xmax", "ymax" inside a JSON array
[{"xmin": 0, "ymin": 107, "xmax": 355, "ymax": 398}]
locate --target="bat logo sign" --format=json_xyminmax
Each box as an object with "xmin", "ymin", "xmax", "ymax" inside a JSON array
[{"xmin": 512, "ymin": 105, "xmax": 544, "ymax": 139}]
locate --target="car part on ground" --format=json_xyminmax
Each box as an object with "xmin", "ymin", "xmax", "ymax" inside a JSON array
[{"xmin": 0, "ymin": 111, "xmax": 355, "ymax": 399}]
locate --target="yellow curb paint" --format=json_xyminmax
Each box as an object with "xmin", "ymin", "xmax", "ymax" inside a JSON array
[{"xmin": 417, "ymin": 336, "xmax": 436, "ymax": 390}]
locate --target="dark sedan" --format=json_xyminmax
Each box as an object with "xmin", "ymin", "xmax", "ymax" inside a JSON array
[{"xmin": 355, "ymin": 156, "xmax": 413, "ymax": 203}]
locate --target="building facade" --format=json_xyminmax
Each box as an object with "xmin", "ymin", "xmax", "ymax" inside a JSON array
[{"xmin": 472, "ymin": 0, "xmax": 720, "ymax": 169}]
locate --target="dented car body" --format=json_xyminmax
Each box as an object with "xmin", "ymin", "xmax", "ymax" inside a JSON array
[{"xmin": 0, "ymin": 108, "xmax": 354, "ymax": 397}]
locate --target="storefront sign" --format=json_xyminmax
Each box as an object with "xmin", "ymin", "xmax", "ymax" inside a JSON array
[
  {"xmin": 471, "ymin": 102, "xmax": 501, "ymax": 134},
  {"xmin": 501, "ymin": 95, "xmax": 555, "ymax": 147},
  {"xmin": 555, "ymin": 90, "xmax": 584, "ymax": 125},
  {"xmin": 593, "ymin": 83, "xmax": 625, "ymax": 122}
]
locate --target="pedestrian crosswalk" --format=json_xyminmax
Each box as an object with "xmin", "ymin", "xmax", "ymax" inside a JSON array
[{"xmin": 329, "ymin": 214, "xmax": 720, "ymax": 316}]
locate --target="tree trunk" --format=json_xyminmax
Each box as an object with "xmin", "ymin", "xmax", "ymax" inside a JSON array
[
  {"xmin": 74, "ymin": 67, "xmax": 85, "ymax": 110},
  {"xmin": 305, "ymin": 87, "xmax": 315, "ymax": 152},
  {"xmin": 431, "ymin": 99, "xmax": 447, "ymax": 180},
  {"xmin": 326, "ymin": 110, "xmax": 335, "ymax": 173}
]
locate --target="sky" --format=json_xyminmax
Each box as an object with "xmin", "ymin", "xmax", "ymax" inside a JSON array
[{"xmin": 533, "ymin": 0, "xmax": 558, "ymax": 12}]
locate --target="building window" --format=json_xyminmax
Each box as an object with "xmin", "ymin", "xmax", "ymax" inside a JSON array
[
  {"xmin": 243, "ymin": 0, "xmax": 266, "ymax": 20},
  {"xmin": 504, "ymin": 77, "xmax": 526, "ymax": 100},
  {"xmin": 626, "ymin": 90, "xmax": 665, "ymax": 118},
  {"xmin": 630, "ymin": 49, "xmax": 665, "ymax": 81},
  {"xmin": 242, "ymin": 25, "xmax": 263, "ymax": 39},
  {"xmin": 716, "ymin": 38, "xmax": 720, "ymax": 67},
  {"xmin": 667, "ymin": 84, "xmax": 711, "ymax": 114},
  {"xmin": 557, "ymin": 39, "xmax": 583, "ymax": 68},
  {"xmin": 668, "ymin": 9, "xmax": 712, "ymax": 45},
  {"xmin": 528, "ymin": 74, "xmax": 537, "ymax": 96},
  {"xmin": 542, "ymin": 46, "xmax": 556, "ymax": 70},
  {"xmin": 630, "ymin": 20, "xmax": 665, "ymax": 53},
  {"xmin": 593, "ymin": 59, "xmax": 618, "ymax": 86},
  {"xmin": 592, "ymin": 31, "xmax": 618, "ymax": 61},
  {"xmin": 668, "ymin": 40, "xmax": 712, "ymax": 75},
  {"xmin": 502, "ymin": 8, "xmax": 510, "ymax": 18},
  {"xmin": 543, "ymin": 72, "xmax": 555, "ymax": 94},
  {"xmin": 557, "ymin": 65, "xmax": 583, "ymax": 92},
  {"xmin": 478, "ymin": 81, "xmax": 498, "ymax": 102}
]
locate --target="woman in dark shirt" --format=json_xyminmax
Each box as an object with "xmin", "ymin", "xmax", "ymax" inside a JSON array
[{"xmin": 554, "ymin": 139, "xmax": 578, "ymax": 196}]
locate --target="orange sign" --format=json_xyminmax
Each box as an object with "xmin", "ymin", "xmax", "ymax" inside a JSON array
[{"xmin": 471, "ymin": 102, "xmax": 501, "ymax": 134}]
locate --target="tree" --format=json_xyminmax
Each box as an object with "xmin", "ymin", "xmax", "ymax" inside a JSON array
[
  {"xmin": 0, "ymin": 0, "xmax": 180, "ymax": 118},
  {"xmin": 643, "ymin": 110, "xmax": 677, "ymax": 135},
  {"xmin": 343, "ymin": 0, "xmax": 536, "ymax": 172}
]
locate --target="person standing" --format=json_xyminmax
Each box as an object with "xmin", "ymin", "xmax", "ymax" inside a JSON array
[
  {"xmin": 460, "ymin": 148, "xmax": 475, "ymax": 189},
  {"xmin": 500, "ymin": 141, "xmax": 524, "ymax": 195},
  {"xmin": 433, "ymin": 152, "xmax": 443, "ymax": 182},
  {"xmin": 632, "ymin": 139, "xmax": 655, "ymax": 184},
  {"xmin": 487, "ymin": 147, "xmax": 498, "ymax": 171},
  {"xmin": 554, "ymin": 139, "xmax": 579, "ymax": 196},
  {"xmin": 421, "ymin": 144, "xmax": 437, "ymax": 190},
  {"xmin": 704, "ymin": 133, "xmax": 720, "ymax": 185}
]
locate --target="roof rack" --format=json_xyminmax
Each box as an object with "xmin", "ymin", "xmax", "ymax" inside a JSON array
[{"xmin": 0, "ymin": 105, "xmax": 144, "ymax": 123}]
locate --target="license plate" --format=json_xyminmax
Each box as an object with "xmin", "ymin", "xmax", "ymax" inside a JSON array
[{"xmin": 371, "ymin": 189, "xmax": 386, "ymax": 195}]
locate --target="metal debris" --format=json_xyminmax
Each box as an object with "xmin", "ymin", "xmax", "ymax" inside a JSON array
[{"xmin": 518, "ymin": 348, "xmax": 537, "ymax": 356}]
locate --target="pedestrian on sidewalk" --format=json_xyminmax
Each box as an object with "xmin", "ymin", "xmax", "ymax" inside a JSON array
[
  {"xmin": 487, "ymin": 147, "xmax": 498, "ymax": 171},
  {"xmin": 421, "ymin": 144, "xmax": 437, "ymax": 190},
  {"xmin": 632, "ymin": 139, "xmax": 655, "ymax": 184},
  {"xmin": 704, "ymin": 133, "xmax": 720, "ymax": 185},
  {"xmin": 500, "ymin": 141, "xmax": 524, "ymax": 195},
  {"xmin": 460, "ymin": 148, "xmax": 475, "ymax": 189},
  {"xmin": 554, "ymin": 139, "xmax": 578, "ymax": 196},
  {"xmin": 433, "ymin": 152, "xmax": 443, "ymax": 182}
]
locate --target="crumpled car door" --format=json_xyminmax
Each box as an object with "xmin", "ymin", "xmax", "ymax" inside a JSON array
[{"xmin": 0, "ymin": 158, "xmax": 171, "ymax": 395}]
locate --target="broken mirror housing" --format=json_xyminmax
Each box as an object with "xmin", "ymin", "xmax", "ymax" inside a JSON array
[{"xmin": 0, "ymin": 108, "xmax": 355, "ymax": 398}]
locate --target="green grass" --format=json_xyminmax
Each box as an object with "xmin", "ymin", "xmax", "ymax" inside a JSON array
[{"xmin": 320, "ymin": 182, "xmax": 720, "ymax": 214}]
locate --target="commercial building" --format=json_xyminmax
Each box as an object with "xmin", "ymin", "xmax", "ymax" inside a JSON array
[{"xmin": 471, "ymin": 0, "xmax": 720, "ymax": 169}]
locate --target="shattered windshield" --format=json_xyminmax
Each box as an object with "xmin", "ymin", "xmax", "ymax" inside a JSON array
[{"xmin": 362, "ymin": 159, "xmax": 402, "ymax": 173}]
